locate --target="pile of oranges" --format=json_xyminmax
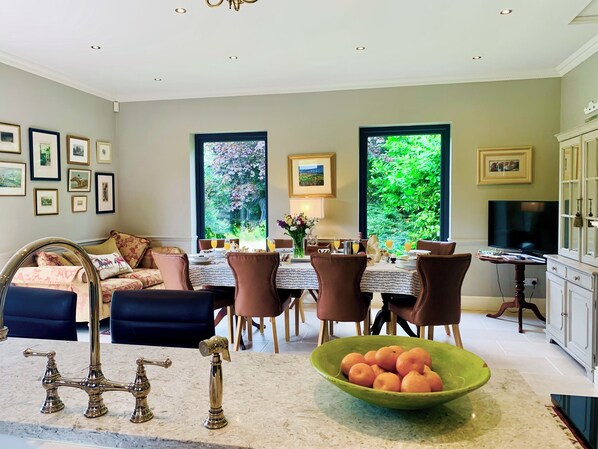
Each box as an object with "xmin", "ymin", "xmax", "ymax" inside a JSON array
[{"xmin": 340, "ymin": 345, "xmax": 443, "ymax": 393}]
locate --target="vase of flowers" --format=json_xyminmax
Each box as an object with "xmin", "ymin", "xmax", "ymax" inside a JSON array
[{"xmin": 277, "ymin": 212, "xmax": 319, "ymax": 258}]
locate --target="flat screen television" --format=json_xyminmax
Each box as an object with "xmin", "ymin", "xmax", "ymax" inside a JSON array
[{"xmin": 488, "ymin": 200, "xmax": 558, "ymax": 256}]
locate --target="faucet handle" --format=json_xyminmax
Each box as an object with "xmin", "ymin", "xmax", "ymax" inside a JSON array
[
  {"xmin": 23, "ymin": 348, "xmax": 56, "ymax": 360},
  {"xmin": 129, "ymin": 357, "xmax": 172, "ymax": 424},
  {"xmin": 137, "ymin": 357, "xmax": 172, "ymax": 369},
  {"xmin": 23, "ymin": 348, "xmax": 65, "ymax": 414}
]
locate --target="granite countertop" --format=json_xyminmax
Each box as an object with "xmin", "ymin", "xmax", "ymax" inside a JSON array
[{"xmin": 0, "ymin": 337, "xmax": 573, "ymax": 449}]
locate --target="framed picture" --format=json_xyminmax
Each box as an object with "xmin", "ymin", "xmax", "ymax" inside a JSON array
[
  {"xmin": 0, "ymin": 122, "xmax": 21, "ymax": 154},
  {"xmin": 71, "ymin": 195, "xmax": 88, "ymax": 213},
  {"xmin": 67, "ymin": 135, "xmax": 90, "ymax": 165},
  {"xmin": 288, "ymin": 153, "xmax": 336, "ymax": 198},
  {"xmin": 95, "ymin": 172, "xmax": 115, "ymax": 214},
  {"xmin": 0, "ymin": 161, "xmax": 26, "ymax": 196},
  {"xmin": 34, "ymin": 188, "xmax": 59, "ymax": 215},
  {"xmin": 67, "ymin": 168, "xmax": 91, "ymax": 192},
  {"xmin": 477, "ymin": 146, "xmax": 532, "ymax": 185},
  {"xmin": 96, "ymin": 141, "xmax": 112, "ymax": 164},
  {"xmin": 29, "ymin": 128, "xmax": 61, "ymax": 181}
]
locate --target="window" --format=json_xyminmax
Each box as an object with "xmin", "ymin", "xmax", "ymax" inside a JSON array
[
  {"xmin": 195, "ymin": 132, "xmax": 268, "ymax": 247},
  {"xmin": 359, "ymin": 124, "xmax": 450, "ymax": 247}
]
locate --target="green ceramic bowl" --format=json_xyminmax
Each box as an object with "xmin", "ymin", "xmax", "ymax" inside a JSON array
[{"xmin": 310, "ymin": 335, "xmax": 491, "ymax": 410}]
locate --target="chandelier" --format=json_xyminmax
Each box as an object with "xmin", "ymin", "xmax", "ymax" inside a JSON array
[{"xmin": 206, "ymin": 0, "xmax": 257, "ymax": 11}]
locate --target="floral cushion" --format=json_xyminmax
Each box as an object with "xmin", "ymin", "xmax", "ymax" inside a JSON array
[
  {"xmin": 109, "ymin": 230, "xmax": 151, "ymax": 268},
  {"xmin": 118, "ymin": 268, "xmax": 163, "ymax": 288},
  {"xmin": 139, "ymin": 246, "xmax": 183, "ymax": 269},
  {"xmin": 89, "ymin": 252, "xmax": 133, "ymax": 280},
  {"xmin": 35, "ymin": 251, "xmax": 73, "ymax": 267}
]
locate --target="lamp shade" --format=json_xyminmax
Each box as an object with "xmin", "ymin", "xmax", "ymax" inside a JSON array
[{"xmin": 289, "ymin": 198, "xmax": 324, "ymax": 218}]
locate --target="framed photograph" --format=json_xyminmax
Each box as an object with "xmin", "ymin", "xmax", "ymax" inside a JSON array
[
  {"xmin": 71, "ymin": 195, "xmax": 87, "ymax": 213},
  {"xmin": 34, "ymin": 188, "xmax": 59, "ymax": 216},
  {"xmin": 29, "ymin": 128, "xmax": 61, "ymax": 181},
  {"xmin": 477, "ymin": 146, "xmax": 532, "ymax": 185},
  {"xmin": 95, "ymin": 172, "xmax": 115, "ymax": 214},
  {"xmin": 0, "ymin": 122, "xmax": 21, "ymax": 154},
  {"xmin": 67, "ymin": 168, "xmax": 91, "ymax": 192},
  {"xmin": 67, "ymin": 135, "xmax": 90, "ymax": 165},
  {"xmin": 0, "ymin": 161, "xmax": 26, "ymax": 196},
  {"xmin": 288, "ymin": 152, "xmax": 336, "ymax": 198},
  {"xmin": 96, "ymin": 141, "xmax": 112, "ymax": 164}
]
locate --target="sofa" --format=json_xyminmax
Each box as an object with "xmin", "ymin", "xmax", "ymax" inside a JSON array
[{"xmin": 10, "ymin": 230, "xmax": 182, "ymax": 322}]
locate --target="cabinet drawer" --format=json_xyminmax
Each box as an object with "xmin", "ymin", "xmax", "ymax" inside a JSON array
[
  {"xmin": 547, "ymin": 261, "xmax": 565, "ymax": 278},
  {"xmin": 565, "ymin": 268, "xmax": 594, "ymax": 291}
]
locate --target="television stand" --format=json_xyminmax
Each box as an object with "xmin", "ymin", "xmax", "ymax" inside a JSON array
[{"xmin": 477, "ymin": 255, "xmax": 546, "ymax": 333}]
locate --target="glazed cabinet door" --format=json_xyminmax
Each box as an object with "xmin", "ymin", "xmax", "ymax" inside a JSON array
[
  {"xmin": 582, "ymin": 130, "xmax": 598, "ymax": 267},
  {"xmin": 546, "ymin": 272, "xmax": 566, "ymax": 345},
  {"xmin": 559, "ymin": 137, "xmax": 581, "ymax": 260},
  {"xmin": 565, "ymin": 282, "xmax": 593, "ymax": 367}
]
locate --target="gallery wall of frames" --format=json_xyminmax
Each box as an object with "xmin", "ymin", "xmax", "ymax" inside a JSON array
[{"xmin": 0, "ymin": 121, "xmax": 115, "ymax": 215}]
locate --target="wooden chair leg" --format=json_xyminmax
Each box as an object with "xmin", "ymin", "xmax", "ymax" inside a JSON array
[
  {"xmin": 390, "ymin": 312, "xmax": 397, "ymax": 335},
  {"xmin": 452, "ymin": 324, "xmax": 463, "ymax": 348},
  {"xmin": 355, "ymin": 322, "xmax": 362, "ymax": 336},
  {"xmin": 227, "ymin": 306, "xmax": 234, "ymax": 345},
  {"xmin": 444, "ymin": 325, "xmax": 451, "ymax": 336},
  {"xmin": 247, "ymin": 316, "xmax": 252, "ymax": 342},
  {"xmin": 299, "ymin": 297, "xmax": 305, "ymax": 323},
  {"xmin": 260, "ymin": 318, "xmax": 264, "ymax": 334},
  {"xmin": 284, "ymin": 308, "xmax": 290, "ymax": 342},
  {"xmin": 418, "ymin": 326, "xmax": 426, "ymax": 340},
  {"xmin": 234, "ymin": 317, "xmax": 244, "ymax": 351},
  {"xmin": 270, "ymin": 317, "xmax": 279, "ymax": 353},
  {"xmin": 294, "ymin": 299, "xmax": 300, "ymax": 336},
  {"xmin": 364, "ymin": 308, "xmax": 371, "ymax": 335},
  {"xmin": 318, "ymin": 320, "xmax": 327, "ymax": 346},
  {"xmin": 329, "ymin": 320, "xmax": 334, "ymax": 336},
  {"xmin": 427, "ymin": 326, "xmax": 434, "ymax": 341}
]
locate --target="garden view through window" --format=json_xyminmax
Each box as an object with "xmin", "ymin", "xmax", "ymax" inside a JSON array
[
  {"xmin": 359, "ymin": 125, "xmax": 450, "ymax": 249},
  {"xmin": 195, "ymin": 132, "xmax": 267, "ymax": 248}
]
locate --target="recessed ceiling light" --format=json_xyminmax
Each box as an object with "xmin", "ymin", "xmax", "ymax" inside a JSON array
[
  {"xmin": 500, "ymin": 9, "xmax": 512, "ymax": 15},
  {"xmin": 175, "ymin": 7, "xmax": 187, "ymax": 14},
  {"xmin": 154, "ymin": 78, "xmax": 162, "ymax": 81},
  {"xmin": 472, "ymin": 56, "xmax": 482, "ymax": 60},
  {"xmin": 90, "ymin": 45, "xmax": 101, "ymax": 50},
  {"xmin": 356, "ymin": 46, "xmax": 366, "ymax": 51},
  {"xmin": 229, "ymin": 56, "xmax": 238, "ymax": 60}
]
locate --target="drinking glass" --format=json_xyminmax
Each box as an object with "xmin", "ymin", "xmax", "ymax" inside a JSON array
[
  {"xmin": 211, "ymin": 238, "xmax": 218, "ymax": 250},
  {"xmin": 333, "ymin": 238, "xmax": 341, "ymax": 253},
  {"xmin": 385, "ymin": 239, "xmax": 393, "ymax": 251},
  {"xmin": 223, "ymin": 238, "xmax": 231, "ymax": 251},
  {"xmin": 404, "ymin": 241, "xmax": 412, "ymax": 252},
  {"xmin": 352, "ymin": 240, "xmax": 360, "ymax": 254},
  {"xmin": 267, "ymin": 237, "xmax": 276, "ymax": 252}
]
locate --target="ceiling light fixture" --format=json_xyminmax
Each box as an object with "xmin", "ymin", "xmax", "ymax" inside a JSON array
[
  {"xmin": 154, "ymin": 78, "xmax": 162, "ymax": 81},
  {"xmin": 90, "ymin": 45, "xmax": 101, "ymax": 50},
  {"xmin": 472, "ymin": 55, "xmax": 482, "ymax": 60},
  {"xmin": 229, "ymin": 56, "xmax": 238, "ymax": 60},
  {"xmin": 500, "ymin": 9, "xmax": 513, "ymax": 15},
  {"xmin": 206, "ymin": 0, "xmax": 257, "ymax": 11},
  {"xmin": 175, "ymin": 7, "xmax": 187, "ymax": 13},
  {"xmin": 356, "ymin": 46, "xmax": 366, "ymax": 51}
]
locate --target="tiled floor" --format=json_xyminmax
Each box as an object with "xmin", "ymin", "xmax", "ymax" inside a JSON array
[{"xmin": 82, "ymin": 295, "xmax": 598, "ymax": 399}]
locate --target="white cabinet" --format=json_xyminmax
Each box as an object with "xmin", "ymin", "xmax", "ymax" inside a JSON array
[{"xmin": 545, "ymin": 256, "xmax": 596, "ymax": 377}]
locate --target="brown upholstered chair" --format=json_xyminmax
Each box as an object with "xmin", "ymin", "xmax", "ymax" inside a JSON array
[
  {"xmin": 416, "ymin": 239, "xmax": 456, "ymax": 255},
  {"xmin": 388, "ymin": 253, "xmax": 472, "ymax": 348},
  {"xmin": 310, "ymin": 254, "xmax": 372, "ymax": 346},
  {"xmin": 227, "ymin": 252, "xmax": 293, "ymax": 353},
  {"xmin": 272, "ymin": 238, "xmax": 293, "ymax": 249},
  {"xmin": 198, "ymin": 238, "xmax": 240, "ymax": 251},
  {"xmin": 152, "ymin": 251, "xmax": 235, "ymax": 344}
]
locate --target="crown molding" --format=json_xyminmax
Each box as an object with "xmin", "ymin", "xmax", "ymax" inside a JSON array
[{"xmin": 557, "ymin": 34, "xmax": 598, "ymax": 76}]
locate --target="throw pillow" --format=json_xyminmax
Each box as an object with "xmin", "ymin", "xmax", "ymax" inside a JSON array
[
  {"xmin": 83, "ymin": 237, "xmax": 121, "ymax": 256},
  {"xmin": 109, "ymin": 230, "xmax": 151, "ymax": 268},
  {"xmin": 89, "ymin": 252, "xmax": 133, "ymax": 280},
  {"xmin": 35, "ymin": 251, "xmax": 73, "ymax": 267}
]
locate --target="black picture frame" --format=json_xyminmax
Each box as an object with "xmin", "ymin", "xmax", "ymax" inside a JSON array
[
  {"xmin": 29, "ymin": 128, "xmax": 61, "ymax": 181},
  {"xmin": 95, "ymin": 172, "xmax": 115, "ymax": 214}
]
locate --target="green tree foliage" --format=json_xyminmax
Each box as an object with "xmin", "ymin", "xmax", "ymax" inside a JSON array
[{"xmin": 367, "ymin": 134, "xmax": 441, "ymax": 246}]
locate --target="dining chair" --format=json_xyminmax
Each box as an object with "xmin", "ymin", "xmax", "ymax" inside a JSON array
[
  {"xmin": 4, "ymin": 286, "xmax": 78, "ymax": 341},
  {"xmin": 310, "ymin": 253, "xmax": 372, "ymax": 346},
  {"xmin": 111, "ymin": 289, "xmax": 215, "ymax": 348},
  {"xmin": 227, "ymin": 252, "xmax": 292, "ymax": 353},
  {"xmin": 152, "ymin": 251, "xmax": 235, "ymax": 344},
  {"xmin": 388, "ymin": 253, "xmax": 472, "ymax": 348},
  {"xmin": 198, "ymin": 238, "xmax": 239, "ymax": 251}
]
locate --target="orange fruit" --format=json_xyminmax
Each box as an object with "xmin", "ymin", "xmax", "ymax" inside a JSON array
[
  {"xmin": 340, "ymin": 352, "xmax": 367, "ymax": 376},
  {"xmin": 409, "ymin": 347, "xmax": 432, "ymax": 367},
  {"xmin": 364, "ymin": 350, "xmax": 377, "ymax": 365},
  {"xmin": 371, "ymin": 364, "xmax": 386, "ymax": 377},
  {"xmin": 423, "ymin": 370, "xmax": 443, "ymax": 392},
  {"xmin": 395, "ymin": 350, "xmax": 426, "ymax": 377},
  {"xmin": 348, "ymin": 363, "xmax": 376, "ymax": 388},
  {"xmin": 401, "ymin": 371, "xmax": 432, "ymax": 393},
  {"xmin": 373, "ymin": 372, "xmax": 401, "ymax": 392},
  {"xmin": 375, "ymin": 346, "xmax": 402, "ymax": 372}
]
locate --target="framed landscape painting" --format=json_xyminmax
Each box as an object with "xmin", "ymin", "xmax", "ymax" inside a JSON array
[
  {"xmin": 0, "ymin": 122, "xmax": 21, "ymax": 154},
  {"xmin": 67, "ymin": 135, "xmax": 90, "ymax": 165},
  {"xmin": 0, "ymin": 161, "xmax": 26, "ymax": 196},
  {"xmin": 34, "ymin": 188, "xmax": 59, "ymax": 215},
  {"xmin": 96, "ymin": 141, "xmax": 112, "ymax": 164},
  {"xmin": 288, "ymin": 153, "xmax": 336, "ymax": 198},
  {"xmin": 477, "ymin": 146, "xmax": 532, "ymax": 185},
  {"xmin": 95, "ymin": 172, "xmax": 115, "ymax": 213},
  {"xmin": 71, "ymin": 195, "xmax": 87, "ymax": 213},
  {"xmin": 29, "ymin": 128, "xmax": 60, "ymax": 181},
  {"xmin": 67, "ymin": 168, "xmax": 91, "ymax": 192}
]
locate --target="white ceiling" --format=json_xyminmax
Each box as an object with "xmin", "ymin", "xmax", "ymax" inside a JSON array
[{"xmin": 1, "ymin": 0, "xmax": 598, "ymax": 103}]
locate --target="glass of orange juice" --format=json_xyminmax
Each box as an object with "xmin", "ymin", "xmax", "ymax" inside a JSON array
[
  {"xmin": 211, "ymin": 238, "xmax": 218, "ymax": 250},
  {"xmin": 385, "ymin": 238, "xmax": 393, "ymax": 251},
  {"xmin": 267, "ymin": 237, "xmax": 276, "ymax": 252},
  {"xmin": 223, "ymin": 238, "xmax": 231, "ymax": 251},
  {"xmin": 333, "ymin": 238, "xmax": 341, "ymax": 253},
  {"xmin": 352, "ymin": 240, "xmax": 360, "ymax": 254},
  {"xmin": 404, "ymin": 241, "xmax": 412, "ymax": 252}
]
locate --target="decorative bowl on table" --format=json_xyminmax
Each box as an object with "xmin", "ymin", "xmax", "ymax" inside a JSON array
[{"xmin": 310, "ymin": 335, "xmax": 491, "ymax": 410}]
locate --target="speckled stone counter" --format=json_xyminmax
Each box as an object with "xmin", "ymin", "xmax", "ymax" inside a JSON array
[{"xmin": 0, "ymin": 338, "xmax": 572, "ymax": 448}]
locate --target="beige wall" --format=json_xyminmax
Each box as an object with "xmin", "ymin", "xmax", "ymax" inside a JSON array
[
  {"xmin": 0, "ymin": 63, "xmax": 117, "ymax": 260},
  {"xmin": 117, "ymin": 78, "xmax": 561, "ymax": 298},
  {"xmin": 561, "ymin": 52, "xmax": 598, "ymax": 131}
]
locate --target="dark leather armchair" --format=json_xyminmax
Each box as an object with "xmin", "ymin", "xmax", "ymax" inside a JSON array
[
  {"xmin": 198, "ymin": 238, "xmax": 239, "ymax": 251},
  {"xmin": 310, "ymin": 254, "xmax": 371, "ymax": 346},
  {"xmin": 152, "ymin": 251, "xmax": 235, "ymax": 344},
  {"xmin": 111, "ymin": 289, "xmax": 215, "ymax": 348},
  {"xmin": 5, "ymin": 286, "xmax": 77, "ymax": 341},
  {"xmin": 388, "ymin": 253, "xmax": 472, "ymax": 348},
  {"xmin": 227, "ymin": 252, "xmax": 292, "ymax": 353},
  {"xmin": 416, "ymin": 239, "xmax": 456, "ymax": 255}
]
